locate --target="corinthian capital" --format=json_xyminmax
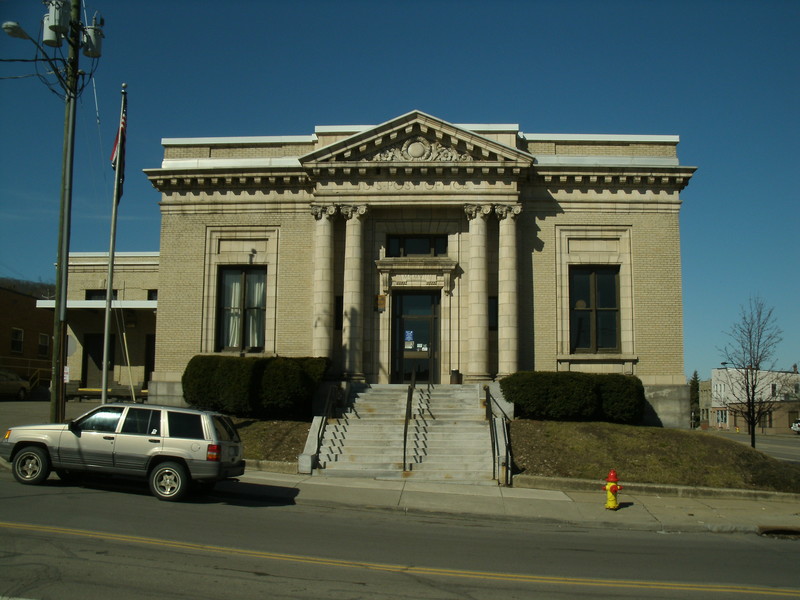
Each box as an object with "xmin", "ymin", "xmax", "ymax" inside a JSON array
[
  {"xmin": 341, "ymin": 204, "xmax": 368, "ymax": 220},
  {"xmin": 311, "ymin": 204, "xmax": 337, "ymax": 220},
  {"xmin": 495, "ymin": 204, "xmax": 522, "ymax": 220},
  {"xmin": 464, "ymin": 204, "xmax": 493, "ymax": 220}
]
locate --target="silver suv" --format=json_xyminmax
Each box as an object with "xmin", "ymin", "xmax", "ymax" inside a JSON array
[{"xmin": 1, "ymin": 403, "xmax": 245, "ymax": 501}]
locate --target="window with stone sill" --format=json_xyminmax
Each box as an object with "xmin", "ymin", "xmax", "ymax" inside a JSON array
[
  {"xmin": 216, "ymin": 266, "xmax": 267, "ymax": 352},
  {"xmin": 569, "ymin": 265, "xmax": 620, "ymax": 354}
]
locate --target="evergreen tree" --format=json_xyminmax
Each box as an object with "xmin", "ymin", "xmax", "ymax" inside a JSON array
[{"xmin": 689, "ymin": 370, "xmax": 700, "ymax": 428}]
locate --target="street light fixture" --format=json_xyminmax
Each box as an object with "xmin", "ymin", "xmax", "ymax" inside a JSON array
[{"xmin": 3, "ymin": 0, "xmax": 104, "ymax": 423}]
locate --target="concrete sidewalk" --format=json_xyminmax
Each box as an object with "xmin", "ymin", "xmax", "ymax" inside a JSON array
[
  {"xmin": 222, "ymin": 470, "xmax": 800, "ymax": 535},
  {"xmin": 2, "ymin": 400, "xmax": 800, "ymax": 534}
]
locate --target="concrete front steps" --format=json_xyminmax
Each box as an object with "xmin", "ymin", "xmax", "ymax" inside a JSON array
[{"xmin": 316, "ymin": 384, "xmax": 496, "ymax": 484}]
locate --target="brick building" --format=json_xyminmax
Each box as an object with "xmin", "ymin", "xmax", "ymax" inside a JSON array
[
  {"xmin": 138, "ymin": 110, "xmax": 696, "ymax": 427},
  {"xmin": 0, "ymin": 286, "xmax": 53, "ymax": 387}
]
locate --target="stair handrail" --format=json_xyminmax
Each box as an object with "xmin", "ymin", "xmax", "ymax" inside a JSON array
[
  {"xmin": 317, "ymin": 384, "xmax": 341, "ymax": 450},
  {"xmin": 484, "ymin": 385, "xmax": 512, "ymax": 486},
  {"xmin": 402, "ymin": 370, "xmax": 417, "ymax": 472}
]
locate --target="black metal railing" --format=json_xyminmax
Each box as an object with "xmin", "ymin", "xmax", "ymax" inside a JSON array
[
  {"xmin": 484, "ymin": 385, "xmax": 512, "ymax": 486},
  {"xmin": 316, "ymin": 384, "xmax": 341, "ymax": 453},
  {"xmin": 402, "ymin": 370, "xmax": 417, "ymax": 472}
]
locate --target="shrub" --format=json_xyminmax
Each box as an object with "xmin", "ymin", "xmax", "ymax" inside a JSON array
[
  {"xmin": 501, "ymin": 371, "xmax": 600, "ymax": 421},
  {"xmin": 595, "ymin": 374, "xmax": 645, "ymax": 424},
  {"xmin": 296, "ymin": 357, "xmax": 330, "ymax": 386},
  {"xmin": 259, "ymin": 357, "xmax": 314, "ymax": 420},
  {"xmin": 182, "ymin": 355, "xmax": 266, "ymax": 416},
  {"xmin": 501, "ymin": 371, "xmax": 646, "ymax": 424}
]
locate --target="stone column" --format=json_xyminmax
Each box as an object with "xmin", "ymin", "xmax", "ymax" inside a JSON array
[
  {"xmin": 341, "ymin": 204, "xmax": 368, "ymax": 380},
  {"xmin": 496, "ymin": 204, "xmax": 521, "ymax": 378},
  {"xmin": 311, "ymin": 205, "xmax": 337, "ymax": 358},
  {"xmin": 465, "ymin": 204, "xmax": 492, "ymax": 381}
]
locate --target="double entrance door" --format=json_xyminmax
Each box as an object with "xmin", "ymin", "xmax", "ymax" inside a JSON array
[{"xmin": 391, "ymin": 292, "xmax": 440, "ymax": 384}]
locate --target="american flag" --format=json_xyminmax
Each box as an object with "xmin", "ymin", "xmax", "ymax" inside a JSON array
[{"xmin": 110, "ymin": 105, "xmax": 126, "ymax": 200}]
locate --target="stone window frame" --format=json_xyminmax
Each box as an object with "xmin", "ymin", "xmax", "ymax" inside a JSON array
[
  {"xmin": 555, "ymin": 225, "xmax": 636, "ymax": 370},
  {"xmin": 202, "ymin": 226, "xmax": 278, "ymax": 355}
]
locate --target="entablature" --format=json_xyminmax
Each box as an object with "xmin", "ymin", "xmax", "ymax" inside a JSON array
[
  {"xmin": 532, "ymin": 165, "xmax": 696, "ymax": 192},
  {"xmin": 144, "ymin": 168, "xmax": 311, "ymax": 193}
]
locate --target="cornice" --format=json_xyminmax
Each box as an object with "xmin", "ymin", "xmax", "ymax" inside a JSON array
[
  {"xmin": 144, "ymin": 167, "xmax": 311, "ymax": 192},
  {"xmin": 305, "ymin": 161, "xmax": 529, "ymax": 181},
  {"xmin": 532, "ymin": 165, "xmax": 696, "ymax": 191}
]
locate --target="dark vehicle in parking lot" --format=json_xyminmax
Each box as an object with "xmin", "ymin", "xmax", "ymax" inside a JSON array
[
  {"xmin": 1, "ymin": 403, "xmax": 245, "ymax": 501},
  {"xmin": 0, "ymin": 369, "xmax": 30, "ymax": 401}
]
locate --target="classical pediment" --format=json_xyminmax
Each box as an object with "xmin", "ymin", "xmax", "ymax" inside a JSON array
[{"xmin": 300, "ymin": 111, "xmax": 533, "ymax": 175}]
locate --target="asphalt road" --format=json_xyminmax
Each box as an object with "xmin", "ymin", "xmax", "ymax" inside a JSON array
[
  {"xmin": 1, "ymin": 472, "xmax": 799, "ymax": 599},
  {"xmin": 706, "ymin": 430, "xmax": 800, "ymax": 463}
]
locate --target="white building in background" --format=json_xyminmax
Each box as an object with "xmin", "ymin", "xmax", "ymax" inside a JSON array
[{"xmin": 709, "ymin": 367, "xmax": 800, "ymax": 433}]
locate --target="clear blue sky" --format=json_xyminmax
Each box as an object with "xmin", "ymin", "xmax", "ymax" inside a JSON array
[{"xmin": 2, "ymin": 0, "xmax": 798, "ymax": 381}]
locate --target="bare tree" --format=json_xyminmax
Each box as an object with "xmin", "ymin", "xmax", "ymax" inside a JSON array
[{"xmin": 719, "ymin": 296, "xmax": 784, "ymax": 448}]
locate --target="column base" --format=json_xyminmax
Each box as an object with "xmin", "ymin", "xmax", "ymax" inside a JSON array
[
  {"xmin": 343, "ymin": 372, "xmax": 366, "ymax": 383},
  {"xmin": 463, "ymin": 373, "xmax": 492, "ymax": 384}
]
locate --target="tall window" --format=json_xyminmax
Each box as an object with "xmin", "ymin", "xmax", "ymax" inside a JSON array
[
  {"xmin": 217, "ymin": 267, "xmax": 266, "ymax": 352},
  {"xmin": 11, "ymin": 328, "xmax": 23, "ymax": 353},
  {"xmin": 38, "ymin": 333, "xmax": 49, "ymax": 358},
  {"xmin": 386, "ymin": 235, "xmax": 447, "ymax": 257},
  {"xmin": 569, "ymin": 266, "xmax": 620, "ymax": 353}
]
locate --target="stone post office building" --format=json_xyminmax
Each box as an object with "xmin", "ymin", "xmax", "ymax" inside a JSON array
[{"xmin": 135, "ymin": 110, "xmax": 696, "ymax": 427}]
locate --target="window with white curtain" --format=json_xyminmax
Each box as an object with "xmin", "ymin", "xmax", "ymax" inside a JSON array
[{"xmin": 217, "ymin": 266, "xmax": 267, "ymax": 351}]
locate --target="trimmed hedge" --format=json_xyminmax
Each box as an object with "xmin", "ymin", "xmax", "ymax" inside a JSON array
[
  {"xmin": 182, "ymin": 355, "xmax": 329, "ymax": 420},
  {"xmin": 596, "ymin": 373, "xmax": 646, "ymax": 425},
  {"xmin": 500, "ymin": 371, "xmax": 646, "ymax": 425}
]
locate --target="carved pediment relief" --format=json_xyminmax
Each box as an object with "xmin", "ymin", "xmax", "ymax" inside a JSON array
[
  {"xmin": 361, "ymin": 135, "xmax": 474, "ymax": 163},
  {"xmin": 300, "ymin": 110, "xmax": 532, "ymax": 172}
]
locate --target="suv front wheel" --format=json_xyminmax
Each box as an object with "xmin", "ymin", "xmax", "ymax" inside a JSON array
[
  {"xmin": 149, "ymin": 461, "xmax": 189, "ymax": 501},
  {"xmin": 12, "ymin": 446, "xmax": 51, "ymax": 485}
]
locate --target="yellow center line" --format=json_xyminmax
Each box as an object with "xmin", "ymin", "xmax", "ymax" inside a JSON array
[{"xmin": 2, "ymin": 521, "xmax": 799, "ymax": 597}]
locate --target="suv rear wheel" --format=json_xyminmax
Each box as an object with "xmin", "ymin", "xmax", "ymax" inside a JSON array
[
  {"xmin": 149, "ymin": 461, "xmax": 189, "ymax": 501},
  {"xmin": 12, "ymin": 446, "xmax": 50, "ymax": 485}
]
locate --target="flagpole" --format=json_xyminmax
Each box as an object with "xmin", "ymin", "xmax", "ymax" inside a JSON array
[{"xmin": 101, "ymin": 83, "xmax": 127, "ymax": 404}]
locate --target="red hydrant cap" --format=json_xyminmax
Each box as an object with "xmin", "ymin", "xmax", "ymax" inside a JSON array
[{"xmin": 605, "ymin": 469, "xmax": 619, "ymax": 482}]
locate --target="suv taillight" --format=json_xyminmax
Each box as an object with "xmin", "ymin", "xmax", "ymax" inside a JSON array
[{"xmin": 206, "ymin": 444, "xmax": 221, "ymax": 462}]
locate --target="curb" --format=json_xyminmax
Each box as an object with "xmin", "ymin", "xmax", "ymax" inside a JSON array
[
  {"xmin": 5, "ymin": 455, "xmax": 800, "ymax": 503},
  {"xmin": 511, "ymin": 474, "xmax": 800, "ymax": 501}
]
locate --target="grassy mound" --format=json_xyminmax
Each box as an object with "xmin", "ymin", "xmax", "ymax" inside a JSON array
[
  {"xmin": 233, "ymin": 418, "xmax": 800, "ymax": 494},
  {"xmin": 510, "ymin": 420, "xmax": 800, "ymax": 493}
]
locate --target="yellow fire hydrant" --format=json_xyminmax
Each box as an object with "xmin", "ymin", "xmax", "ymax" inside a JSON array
[{"xmin": 603, "ymin": 469, "xmax": 622, "ymax": 510}]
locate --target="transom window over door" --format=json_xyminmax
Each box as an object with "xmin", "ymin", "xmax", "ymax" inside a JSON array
[
  {"xmin": 217, "ymin": 266, "xmax": 267, "ymax": 352},
  {"xmin": 386, "ymin": 235, "xmax": 447, "ymax": 257},
  {"xmin": 570, "ymin": 266, "xmax": 620, "ymax": 353}
]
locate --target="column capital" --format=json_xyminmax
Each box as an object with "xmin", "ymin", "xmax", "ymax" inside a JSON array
[
  {"xmin": 464, "ymin": 204, "xmax": 493, "ymax": 220},
  {"xmin": 341, "ymin": 204, "xmax": 368, "ymax": 220},
  {"xmin": 495, "ymin": 204, "xmax": 522, "ymax": 220},
  {"xmin": 311, "ymin": 204, "xmax": 337, "ymax": 220}
]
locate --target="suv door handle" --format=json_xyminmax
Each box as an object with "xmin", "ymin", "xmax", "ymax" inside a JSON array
[
  {"xmin": 148, "ymin": 439, "xmax": 160, "ymax": 443},
  {"xmin": 103, "ymin": 436, "xmax": 114, "ymax": 440}
]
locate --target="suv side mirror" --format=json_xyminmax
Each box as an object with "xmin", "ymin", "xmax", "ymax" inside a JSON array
[{"xmin": 68, "ymin": 420, "xmax": 80, "ymax": 435}]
